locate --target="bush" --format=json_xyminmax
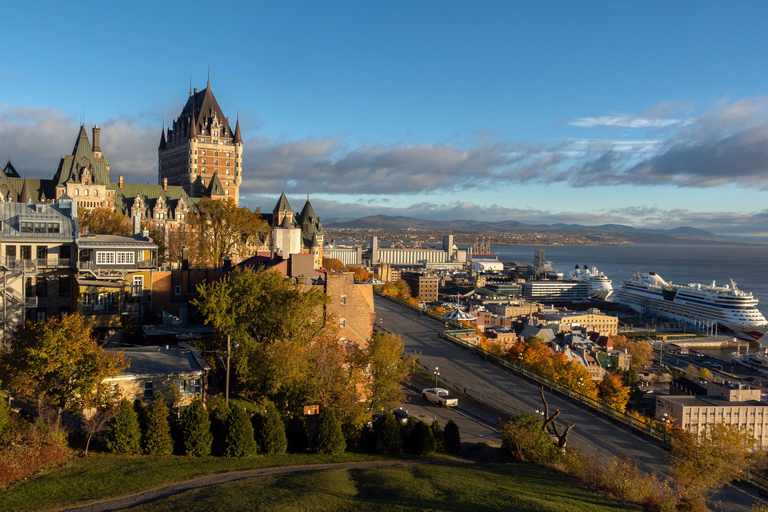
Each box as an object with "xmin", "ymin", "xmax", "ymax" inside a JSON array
[
  {"xmin": 285, "ymin": 415, "xmax": 309, "ymax": 453},
  {"xmin": 133, "ymin": 398, "xmax": 149, "ymax": 436},
  {"xmin": 408, "ymin": 420, "xmax": 436, "ymax": 455},
  {"xmin": 105, "ymin": 399, "xmax": 141, "ymax": 454},
  {"xmin": 316, "ymin": 409, "xmax": 346, "ymax": 455},
  {"xmin": 209, "ymin": 400, "xmax": 231, "ymax": 456},
  {"xmin": 342, "ymin": 419, "xmax": 365, "ymax": 452},
  {"xmin": 144, "ymin": 393, "xmax": 174, "ymax": 455},
  {"xmin": 0, "ymin": 418, "xmax": 69, "ymax": 490},
  {"xmin": 500, "ymin": 414, "xmax": 557, "ymax": 463},
  {"xmin": 374, "ymin": 411, "xmax": 403, "ymax": 456},
  {"xmin": 253, "ymin": 402, "xmax": 287, "ymax": 455},
  {"xmin": 430, "ymin": 418, "xmax": 444, "ymax": 453},
  {"xmin": 225, "ymin": 407, "xmax": 257, "ymax": 457},
  {"xmin": 443, "ymin": 419, "xmax": 461, "ymax": 453},
  {"xmin": 182, "ymin": 398, "xmax": 213, "ymax": 456},
  {"xmin": 0, "ymin": 394, "xmax": 10, "ymax": 444}
]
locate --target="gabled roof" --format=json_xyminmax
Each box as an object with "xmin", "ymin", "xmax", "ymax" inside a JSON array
[
  {"xmin": 273, "ymin": 191, "xmax": 292, "ymax": 214},
  {"xmin": 178, "ymin": 83, "xmax": 233, "ymax": 139},
  {"xmin": 208, "ymin": 173, "xmax": 225, "ymax": 196},
  {"xmin": 4, "ymin": 159, "xmax": 20, "ymax": 178},
  {"xmin": 52, "ymin": 125, "xmax": 111, "ymax": 186},
  {"xmin": 112, "ymin": 182, "xmax": 194, "ymax": 216}
]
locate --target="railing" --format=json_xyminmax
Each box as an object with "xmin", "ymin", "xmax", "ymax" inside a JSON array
[{"xmin": 78, "ymin": 260, "xmax": 156, "ymax": 272}]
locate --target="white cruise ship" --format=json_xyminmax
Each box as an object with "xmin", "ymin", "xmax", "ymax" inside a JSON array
[
  {"xmin": 616, "ymin": 272, "xmax": 768, "ymax": 340},
  {"xmin": 567, "ymin": 265, "xmax": 613, "ymax": 300}
]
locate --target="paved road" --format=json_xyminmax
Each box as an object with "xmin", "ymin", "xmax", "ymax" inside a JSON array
[{"xmin": 376, "ymin": 296, "xmax": 765, "ymax": 512}]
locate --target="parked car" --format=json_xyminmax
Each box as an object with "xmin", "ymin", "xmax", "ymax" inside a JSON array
[
  {"xmin": 393, "ymin": 409, "xmax": 409, "ymax": 425},
  {"xmin": 421, "ymin": 387, "xmax": 458, "ymax": 407}
]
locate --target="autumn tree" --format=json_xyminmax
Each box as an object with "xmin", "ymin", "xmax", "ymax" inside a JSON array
[
  {"xmin": 671, "ymin": 424, "xmax": 762, "ymax": 506},
  {"xmin": 308, "ymin": 335, "xmax": 367, "ymax": 426},
  {"xmin": 598, "ymin": 374, "xmax": 630, "ymax": 412},
  {"xmin": 322, "ymin": 257, "xmax": 347, "ymax": 273},
  {"xmin": 189, "ymin": 197, "xmax": 269, "ymax": 268},
  {"xmin": 501, "ymin": 414, "xmax": 556, "ymax": 462},
  {"xmin": 612, "ymin": 337, "xmax": 653, "ymax": 367},
  {"xmin": 349, "ymin": 266, "xmax": 371, "ymax": 282},
  {"xmin": 0, "ymin": 315, "xmax": 127, "ymax": 422},
  {"xmin": 79, "ymin": 207, "xmax": 131, "ymax": 235},
  {"xmin": 366, "ymin": 332, "xmax": 414, "ymax": 413}
]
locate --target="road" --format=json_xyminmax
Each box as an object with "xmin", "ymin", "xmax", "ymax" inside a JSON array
[{"xmin": 376, "ymin": 296, "xmax": 765, "ymax": 512}]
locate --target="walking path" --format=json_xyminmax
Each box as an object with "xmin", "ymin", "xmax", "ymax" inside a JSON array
[{"xmin": 61, "ymin": 460, "xmax": 425, "ymax": 512}]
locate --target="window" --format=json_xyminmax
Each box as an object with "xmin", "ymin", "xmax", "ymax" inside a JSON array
[
  {"xmin": 226, "ymin": 161, "xmax": 230, "ymax": 167},
  {"xmin": 37, "ymin": 246, "xmax": 48, "ymax": 260},
  {"xmin": 47, "ymin": 223, "xmax": 60, "ymax": 233},
  {"xmin": 116, "ymin": 252, "xmax": 135, "ymax": 264},
  {"xmin": 94, "ymin": 190, "xmax": 98, "ymax": 197},
  {"xmin": 340, "ymin": 318, "xmax": 346, "ymax": 328},
  {"xmin": 180, "ymin": 378, "xmax": 201, "ymax": 395},
  {"xmin": 214, "ymin": 160, "xmax": 218, "ymax": 165},
  {"xmin": 59, "ymin": 276, "xmax": 69, "ymax": 297},
  {"xmin": 33, "ymin": 222, "xmax": 45, "ymax": 234},
  {"xmin": 20, "ymin": 221, "xmax": 33, "ymax": 233},
  {"xmin": 59, "ymin": 306, "xmax": 70, "ymax": 317},
  {"xmin": 202, "ymin": 159, "xmax": 206, "ymax": 164},
  {"xmin": 60, "ymin": 246, "xmax": 70, "ymax": 260},
  {"xmin": 202, "ymin": 168, "xmax": 206, "ymax": 174},
  {"xmin": 82, "ymin": 293, "xmax": 93, "ymax": 306},
  {"xmin": 36, "ymin": 308, "xmax": 46, "ymax": 322},
  {"xmin": 225, "ymin": 190, "xmax": 229, "ymax": 195},
  {"xmin": 132, "ymin": 275, "xmax": 144, "ymax": 297},
  {"xmin": 215, "ymin": 151, "xmax": 219, "ymax": 156},
  {"xmin": 175, "ymin": 285, "xmax": 182, "ymax": 296},
  {"xmin": 143, "ymin": 381, "xmax": 154, "ymax": 398},
  {"xmin": 21, "ymin": 246, "xmax": 31, "ymax": 260},
  {"xmin": 74, "ymin": 189, "xmax": 79, "ymax": 196},
  {"xmin": 227, "ymin": 152, "xmax": 231, "ymax": 157},
  {"xmin": 84, "ymin": 189, "xmax": 89, "ymax": 196},
  {"xmin": 340, "ymin": 295, "xmax": 346, "ymax": 305},
  {"xmin": 226, "ymin": 169, "xmax": 230, "ymax": 174},
  {"xmin": 96, "ymin": 251, "xmax": 115, "ymax": 264},
  {"xmin": 202, "ymin": 150, "xmax": 206, "ymax": 155},
  {"xmin": 36, "ymin": 277, "xmax": 46, "ymax": 297}
]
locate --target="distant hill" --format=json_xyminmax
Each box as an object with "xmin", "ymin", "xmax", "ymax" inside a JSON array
[{"xmin": 325, "ymin": 215, "xmax": 721, "ymax": 239}]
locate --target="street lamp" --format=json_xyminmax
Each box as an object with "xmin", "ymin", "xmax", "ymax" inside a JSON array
[
  {"xmin": 661, "ymin": 412, "xmax": 670, "ymax": 443},
  {"xmin": 225, "ymin": 335, "xmax": 239, "ymax": 406},
  {"xmin": 434, "ymin": 366, "xmax": 440, "ymax": 387},
  {"xmin": 578, "ymin": 377, "xmax": 584, "ymax": 403}
]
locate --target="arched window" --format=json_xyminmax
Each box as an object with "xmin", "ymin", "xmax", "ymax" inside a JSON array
[
  {"xmin": 74, "ymin": 189, "xmax": 79, "ymax": 196},
  {"xmin": 84, "ymin": 189, "xmax": 89, "ymax": 196}
]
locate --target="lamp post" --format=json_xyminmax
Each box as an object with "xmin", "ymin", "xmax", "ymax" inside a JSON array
[
  {"xmin": 224, "ymin": 335, "xmax": 240, "ymax": 406},
  {"xmin": 578, "ymin": 377, "xmax": 584, "ymax": 403},
  {"xmin": 662, "ymin": 412, "xmax": 670, "ymax": 443},
  {"xmin": 434, "ymin": 366, "xmax": 440, "ymax": 387}
]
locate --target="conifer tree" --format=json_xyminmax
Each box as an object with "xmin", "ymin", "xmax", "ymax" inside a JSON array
[
  {"xmin": 182, "ymin": 398, "xmax": 213, "ymax": 456},
  {"xmin": 225, "ymin": 406, "xmax": 257, "ymax": 457},
  {"xmin": 430, "ymin": 418, "xmax": 444, "ymax": 453},
  {"xmin": 444, "ymin": 419, "xmax": 461, "ymax": 453},
  {"xmin": 409, "ymin": 420, "xmax": 436, "ymax": 455},
  {"xmin": 210, "ymin": 401, "xmax": 231, "ymax": 456},
  {"xmin": 144, "ymin": 393, "xmax": 174, "ymax": 455},
  {"xmin": 285, "ymin": 415, "xmax": 309, "ymax": 453},
  {"xmin": 316, "ymin": 409, "xmax": 346, "ymax": 455},
  {"xmin": 254, "ymin": 402, "xmax": 287, "ymax": 454},
  {"xmin": 105, "ymin": 398, "xmax": 141, "ymax": 454},
  {"xmin": 374, "ymin": 411, "xmax": 402, "ymax": 456}
]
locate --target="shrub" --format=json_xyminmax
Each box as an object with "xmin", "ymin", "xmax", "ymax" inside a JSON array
[
  {"xmin": 408, "ymin": 420, "xmax": 436, "ymax": 455},
  {"xmin": 430, "ymin": 418, "xmax": 444, "ymax": 453},
  {"xmin": 374, "ymin": 411, "xmax": 402, "ymax": 456},
  {"xmin": 500, "ymin": 414, "xmax": 556, "ymax": 463},
  {"xmin": 253, "ymin": 402, "xmax": 287, "ymax": 455},
  {"xmin": 316, "ymin": 409, "xmax": 346, "ymax": 455},
  {"xmin": 144, "ymin": 393, "xmax": 174, "ymax": 455},
  {"xmin": 209, "ymin": 401, "xmax": 231, "ymax": 456},
  {"xmin": 285, "ymin": 415, "xmax": 309, "ymax": 453},
  {"xmin": 0, "ymin": 418, "xmax": 68, "ymax": 490},
  {"xmin": 225, "ymin": 407, "xmax": 257, "ymax": 457},
  {"xmin": 182, "ymin": 398, "xmax": 213, "ymax": 456},
  {"xmin": 105, "ymin": 399, "xmax": 141, "ymax": 454},
  {"xmin": 0, "ymin": 394, "xmax": 10, "ymax": 444},
  {"xmin": 443, "ymin": 419, "xmax": 461, "ymax": 453}
]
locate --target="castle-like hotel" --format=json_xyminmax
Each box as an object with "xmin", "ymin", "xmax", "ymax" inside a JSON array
[{"xmin": 1, "ymin": 81, "xmax": 323, "ymax": 267}]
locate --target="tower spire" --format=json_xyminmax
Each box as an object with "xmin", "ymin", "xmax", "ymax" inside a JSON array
[
  {"xmin": 189, "ymin": 77, "xmax": 192, "ymax": 97},
  {"xmin": 207, "ymin": 65, "xmax": 210, "ymax": 89}
]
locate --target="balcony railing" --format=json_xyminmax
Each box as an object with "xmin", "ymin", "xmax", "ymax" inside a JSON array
[
  {"xmin": 77, "ymin": 259, "xmax": 157, "ymax": 272},
  {"xmin": 3, "ymin": 258, "xmax": 72, "ymax": 270}
]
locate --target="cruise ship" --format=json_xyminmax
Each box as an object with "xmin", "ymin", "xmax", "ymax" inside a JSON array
[
  {"xmin": 568, "ymin": 265, "xmax": 614, "ymax": 300},
  {"xmin": 616, "ymin": 272, "xmax": 768, "ymax": 341}
]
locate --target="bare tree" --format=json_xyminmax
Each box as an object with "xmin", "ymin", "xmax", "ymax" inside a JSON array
[
  {"xmin": 82, "ymin": 408, "xmax": 117, "ymax": 456},
  {"xmin": 539, "ymin": 386, "xmax": 575, "ymax": 449}
]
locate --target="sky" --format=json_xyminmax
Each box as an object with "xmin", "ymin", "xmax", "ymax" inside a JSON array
[{"xmin": 3, "ymin": 1, "xmax": 768, "ymax": 237}]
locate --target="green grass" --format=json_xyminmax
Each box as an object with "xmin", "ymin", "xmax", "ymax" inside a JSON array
[
  {"xmin": 1, "ymin": 452, "xmax": 382, "ymax": 512},
  {"xmin": 127, "ymin": 463, "xmax": 635, "ymax": 512}
]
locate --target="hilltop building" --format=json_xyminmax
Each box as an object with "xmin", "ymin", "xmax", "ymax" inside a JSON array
[{"xmin": 264, "ymin": 192, "xmax": 324, "ymax": 268}]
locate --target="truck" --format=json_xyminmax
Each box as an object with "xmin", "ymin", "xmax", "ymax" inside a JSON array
[{"xmin": 421, "ymin": 388, "xmax": 458, "ymax": 407}]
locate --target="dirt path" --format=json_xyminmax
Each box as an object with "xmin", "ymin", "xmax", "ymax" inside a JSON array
[{"xmin": 59, "ymin": 460, "xmax": 426, "ymax": 512}]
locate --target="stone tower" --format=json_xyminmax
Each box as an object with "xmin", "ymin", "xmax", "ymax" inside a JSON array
[{"xmin": 158, "ymin": 81, "xmax": 243, "ymax": 204}]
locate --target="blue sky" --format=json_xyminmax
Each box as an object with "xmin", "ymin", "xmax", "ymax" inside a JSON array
[{"xmin": 3, "ymin": 1, "xmax": 768, "ymax": 236}]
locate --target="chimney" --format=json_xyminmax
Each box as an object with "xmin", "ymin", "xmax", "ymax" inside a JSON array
[
  {"xmin": 163, "ymin": 178, "xmax": 168, "ymax": 191},
  {"xmin": 182, "ymin": 246, "xmax": 189, "ymax": 271},
  {"xmin": 92, "ymin": 126, "xmax": 101, "ymax": 157},
  {"xmin": 119, "ymin": 175, "xmax": 124, "ymax": 188},
  {"xmin": 193, "ymin": 88, "xmax": 197, "ymax": 94}
]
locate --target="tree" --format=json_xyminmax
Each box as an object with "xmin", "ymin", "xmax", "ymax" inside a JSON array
[
  {"xmin": 0, "ymin": 315, "xmax": 127, "ymax": 421},
  {"xmin": 501, "ymin": 414, "xmax": 556, "ymax": 462},
  {"xmin": 322, "ymin": 258, "xmax": 347, "ymax": 273},
  {"xmin": 209, "ymin": 400, "xmax": 231, "ymax": 456},
  {"xmin": 598, "ymin": 374, "xmax": 630, "ymax": 412},
  {"xmin": 408, "ymin": 420, "xmax": 436, "ymax": 455},
  {"xmin": 430, "ymin": 418, "xmax": 444, "ymax": 453},
  {"xmin": 188, "ymin": 197, "xmax": 269, "ymax": 268},
  {"xmin": 225, "ymin": 406, "xmax": 257, "ymax": 457},
  {"xmin": 443, "ymin": 419, "xmax": 461, "ymax": 453},
  {"xmin": 367, "ymin": 332, "xmax": 413, "ymax": 413},
  {"xmin": 193, "ymin": 267, "xmax": 331, "ymax": 410},
  {"xmin": 285, "ymin": 415, "xmax": 309, "ymax": 453},
  {"xmin": 253, "ymin": 402, "xmax": 287, "ymax": 455},
  {"xmin": 82, "ymin": 407, "xmax": 116, "ymax": 456},
  {"xmin": 671, "ymin": 423, "xmax": 762, "ymax": 505},
  {"xmin": 105, "ymin": 399, "xmax": 141, "ymax": 454},
  {"xmin": 316, "ymin": 409, "xmax": 346, "ymax": 455},
  {"xmin": 79, "ymin": 207, "xmax": 131, "ymax": 235},
  {"xmin": 374, "ymin": 411, "xmax": 402, "ymax": 456},
  {"xmin": 613, "ymin": 337, "xmax": 653, "ymax": 367},
  {"xmin": 144, "ymin": 393, "xmax": 174, "ymax": 455},
  {"xmin": 349, "ymin": 266, "xmax": 371, "ymax": 282},
  {"xmin": 308, "ymin": 335, "xmax": 366, "ymax": 426},
  {"xmin": 182, "ymin": 398, "xmax": 213, "ymax": 456}
]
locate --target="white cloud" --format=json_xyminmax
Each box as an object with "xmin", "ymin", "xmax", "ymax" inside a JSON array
[{"xmin": 569, "ymin": 114, "xmax": 694, "ymax": 128}]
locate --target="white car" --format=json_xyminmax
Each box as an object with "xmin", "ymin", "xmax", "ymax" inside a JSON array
[{"xmin": 422, "ymin": 387, "xmax": 458, "ymax": 407}]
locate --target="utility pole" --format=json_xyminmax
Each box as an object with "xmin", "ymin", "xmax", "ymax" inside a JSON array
[{"xmin": 226, "ymin": 334, "xmax": 231, "ymax": 406}]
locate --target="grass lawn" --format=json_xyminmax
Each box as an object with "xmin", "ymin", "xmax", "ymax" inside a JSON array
[
  {"xmin": 126, "ymin": 462, "xmax": 635, "ymax": 512},
  {"xmin": 1, "ymin": 452, "xmax": 382, "ymax": 512}
]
